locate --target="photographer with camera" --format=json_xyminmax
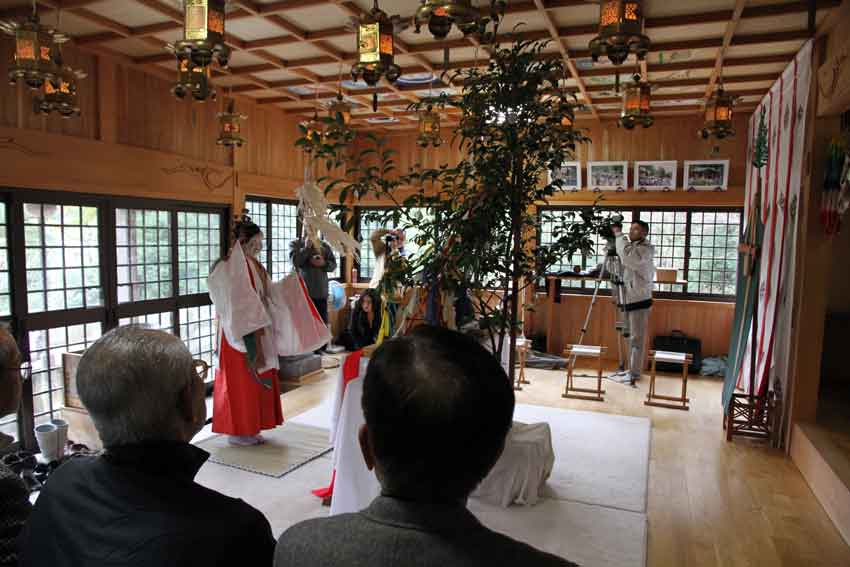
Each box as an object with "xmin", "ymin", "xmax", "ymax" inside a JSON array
[
  {"xmin": 291, "ymin": 237, "xmax": 337, "ymax": 330},
  {"xmin": 609, "ymin": 219, "xmax": 656, "ymax": 386},
  {"xmin": 368, "ymin": 229, "xmax": 405, "ymax": 289}
]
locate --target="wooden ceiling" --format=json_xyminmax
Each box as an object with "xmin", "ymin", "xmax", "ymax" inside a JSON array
[{"xmin": 0, "ymin": 0, "xmax": 840, "ymax": 132}]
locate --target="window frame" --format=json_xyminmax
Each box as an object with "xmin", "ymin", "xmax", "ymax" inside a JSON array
[
  {"xmin": 537, "ymin": 205, "xmax": 743, "ymax": 302},
  {"xmin": 0, "ymin": 187, "xmax": 228, "ymax": 450}
]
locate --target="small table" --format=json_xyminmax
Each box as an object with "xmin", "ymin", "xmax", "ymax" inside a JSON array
[
  {"xmin": 562, "ymin": 344, "xmax": 606, "ymax": 402},
  {"xmin": 516, "ymin": 339, "xmax": 531, "ymax": 386},
  {"xmin": 644, "ymin": 350, "xmax": 693, "ymax": 411}
]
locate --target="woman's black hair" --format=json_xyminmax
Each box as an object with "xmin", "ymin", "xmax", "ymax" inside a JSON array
[{"xmin": 233, "ymin": 209, "xmax": 261, "ymax": 244}]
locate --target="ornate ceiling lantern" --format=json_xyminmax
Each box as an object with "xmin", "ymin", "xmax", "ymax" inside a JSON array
[
  {"xmin": 325, "ymin": 93, "xmax": 355, "ymax": 145},
  {"xmin": 589, "ymin": 1, "xmax": 650, "ymax": 67},
  {"xmin": 302, "ymin": 110, "xmax": 323, "ymax": 154},
  {"xmin": 33, "ymin": 53, "xmax": 84, "ymax": 118},
  {"xmin": 173, "ymin": 0, "xmax": 230, "ymax": 69},
  {"xmin": 619, "ymin": 75, "xmax": 653, "ymax": 129},
  {"xmin": 217, "ymin": 99, "xmax": 246, "ymax": 147},
  {"xmin": 413, "ymin": 0, "xmax": 481, "ymax": 39},
  {"xmin": 351, "ymin": 0, "xmax": 401, "ymax": 112},
  {"xmin": 417, "ymin": 105, "xmax": 442, "ymax": 148},
  {"xmin": 172, "ymin": 58, "xmax": 216, "ymax": 101},
  {"xmin": 699, "ymin": 84, "xmax": 736, "ymax": 140},
  {"xmin": 1, "ymin": 4, "xmax": 65, "ymax": 90}
]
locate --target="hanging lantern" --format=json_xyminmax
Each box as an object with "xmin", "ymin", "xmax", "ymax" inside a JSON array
[
  {"xmin": 302, "ymin": 111, "xmax": 323, "ymax": 154},
  {"xmin": 172, "ymin": 58, "xmax": 216, "ymax": 102},
  {"xmin": 417, "ymin": 105, "xmax": 442, "ymax": 148},
  {"xmin": 32, "ymin": 46, "xmax": 84, "ymax": 119},
  {"xmin": 217, "ymin": 99, "xmax": 247, "ymax": 147},
  {"xmin": 699, "ymin": 86, "xmax": 736, "ymax": 140},
  {"xmin": 1, "ymin": 11, "xmax": 64, "ymax": 90},
  {"xmin": 619, "ymin": 75, "xmax": 653, "ymax": 129},
  {"xmin": 351, "ymin": 0, "xmax": 401, "ymax": 112},
  {"xmin": 324, "ymin": 93, "xmax": 355, "ymax": 145},
  {"xmin": 413, "ymin": 0, "xmax": 482, "ymax": 39},
  {"xmin": 589, "ymin": 1, "xmax": 650, "ymax": 66},
  {"xmin": 173, "ymin": 0, "xmax": 230, "ymax": 69}
]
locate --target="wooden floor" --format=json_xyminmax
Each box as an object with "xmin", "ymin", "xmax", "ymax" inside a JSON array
[{"xmin": 280, "ymin": 365, "xmax": 850, "ymax": 567}]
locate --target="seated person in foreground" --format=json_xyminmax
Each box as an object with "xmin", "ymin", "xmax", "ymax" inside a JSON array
[
  {"xmin": 275, "ymin": 326, "xmax": 578, "ymax": 567},
  {"xmin": 19, "ymin": 326, "xmax": 275, "ymax": 567},
  {"xmin": 0, "ymin": 328, "xmax": 30, "ymax": 567},
  {"xmin": 349, "ymin": 289, "xmax": 382, "ymax": 350}
]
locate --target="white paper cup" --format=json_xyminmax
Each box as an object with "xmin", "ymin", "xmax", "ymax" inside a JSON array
[
  {"xmin": 35, "ymin": 423, "xmax": 62, "ymax": 462},
  {"xmin": 51, "ymin": 419, "xmax": 69, "ymax": 456}
]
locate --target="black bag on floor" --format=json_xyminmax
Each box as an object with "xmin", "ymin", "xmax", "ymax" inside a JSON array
[{"xmin": 652, "ymin": 330, "xmax": 702, "ymax": 373}]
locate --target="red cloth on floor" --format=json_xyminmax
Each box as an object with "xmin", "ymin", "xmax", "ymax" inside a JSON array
[
  {"xmin": 212, "ymin": 259, "xmax": 284, "ymax": 437},
  {"xmin": 312, "ymin": 350, "xmax": 364, "ymax": 499}
]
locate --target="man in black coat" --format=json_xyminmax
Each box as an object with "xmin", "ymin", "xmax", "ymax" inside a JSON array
[{"xmin": 18, "ymin": 326, "xmax": 275, "ymax": 567}]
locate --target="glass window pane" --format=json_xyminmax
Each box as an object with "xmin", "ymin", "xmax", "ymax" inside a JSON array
[
  {"xmin": 270, "ymin": 202, "xmax": 298, "ymax": 281},
  {"xmin": 639, "ymin": 210, "xmax": 687, "ymax": 294},
  {"xmin": 688, "ymin": 210, "xmax": 741, "ymax": 297},
  {"xmin": 24, "ymin": 201, "xmax": 102, "ymax": 312},
  {"xmin": 179, "ymin": 305, "xmax": 217, "ymax": 377},
  {"xmin": 0, "ymin": 202, "xmax": 10, "ymax": 316},
  {"xmin": 28, "ymin": 323, "xmax": 102, "ymax": 421},
  {"xmin": 178, "ymin": 212, "xmax": 223, "ymax": 295},
  {"xmin": 115, "ymin": 208, "xmax": 173, "ymax": 303},
  {"xmin": 119, "ymin": 312, "xmax": 174, "ymax": 333}
]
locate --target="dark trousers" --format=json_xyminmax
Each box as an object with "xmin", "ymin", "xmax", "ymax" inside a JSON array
[{"xmin": 312, "ymin": 298, "xmax": 329, "ymax": 324}]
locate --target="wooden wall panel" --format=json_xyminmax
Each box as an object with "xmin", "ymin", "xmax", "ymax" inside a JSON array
[
  {"xmin": 532, "ymin": 291, "xmax": 734, "ymax": 360},
  {"xmin": 365, "ymin": 114, "xmax": 749, "ymax": 208},
  {"xmin": 237, "ymin": 101, "xmax": 308, "ymax": 182}
]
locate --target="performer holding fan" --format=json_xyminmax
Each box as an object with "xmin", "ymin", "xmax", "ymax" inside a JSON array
[{"xmin": 208, "ymin": 213, "xmax": 284, "ymax": 446}]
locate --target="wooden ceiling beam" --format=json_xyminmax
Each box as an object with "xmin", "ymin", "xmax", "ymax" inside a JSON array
[
  {"xmin": 532, "ymin": 0, "xmax": 598, "ymax": 120},
  {"xmin": 591, "ymin": 88, "xmax": 767, "ymax": 105},
  {"xmin": 703, "ymin": 0, "xmax": 747, "ymax": 106}
]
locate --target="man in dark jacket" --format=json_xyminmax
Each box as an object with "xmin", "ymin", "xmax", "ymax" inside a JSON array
[
  {"xmin": 18, "ymin": 326, "xmax": 275, "ymax": 567},
  {"xmin": 275, "ymin": 326, "xmax": 578, "ymax": 567},
  {"xmin": 0, "ymin": 328, "xmax": 29, "ymax": 567},
  {"xmin": 291, "ymin": 238, "xmax": 337, "ymax": 325}
]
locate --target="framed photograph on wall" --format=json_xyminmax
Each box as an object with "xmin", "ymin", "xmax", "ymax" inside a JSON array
[
  {"xmin": 634, "ymin": 161, "xmax": 678, "ymax": 192},
  {"xmin": 684, "ymin": 160, "xmax": 730, "ymax": 192},
  {"xmin": 548, "ymin": 162, "xmax": 582, "ymax": 192},
  {"xmin": 588, "ymin": 161, "xmax": 628, "ymax": 192}
]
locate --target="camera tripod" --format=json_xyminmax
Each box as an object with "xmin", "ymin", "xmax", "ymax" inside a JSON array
[{"xmin": 569, "ymin": 248, "xmax": 630, "ymax": 374}]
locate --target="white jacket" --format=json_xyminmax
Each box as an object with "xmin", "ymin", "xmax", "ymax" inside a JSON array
[{"xmin": 615, "ymin": 235, "xmax": 656, "ymax": 308}]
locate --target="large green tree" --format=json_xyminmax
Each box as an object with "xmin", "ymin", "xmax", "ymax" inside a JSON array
[{"xmin": 301, "ymin": 37, "xmax": 608, "ymax": 386}]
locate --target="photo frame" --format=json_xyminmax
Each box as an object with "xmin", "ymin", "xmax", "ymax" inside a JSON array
[
  {"xmin": 634, "ymin": 161, "xmax": 678, "ymax": 192},
  {"xmin": 684, "ymin": 160, "xmax": 730, "ymax": 192},
  {"xmin": 548, "ymin": 162, "xmax": 582, "ymax": 192},
  {"xmin": 588, "ymin": 161, "xmax": 628, "ymax": 192}
]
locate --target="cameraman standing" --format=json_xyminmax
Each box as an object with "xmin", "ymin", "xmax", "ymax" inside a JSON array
[{"xmin": 611, "ymin": 220, "xmax": 655, "ymax": 386}]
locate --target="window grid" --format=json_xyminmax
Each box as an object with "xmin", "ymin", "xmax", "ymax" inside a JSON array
[
  {"xmin": 119, "ymin": 312, "xmax": 175, "ymax": 333},
  {"xmin": 246, "ymin": 200, "xmax": 269, "ymax": 272},
  {"xmin": 28, "ymin": 322, "xmax": 102, "ymax": 422},
  {"xmin": 179, "ymin": 305, "xmax": 217, "ymax": 372},
  {"xmin": 270, "ymin": 202, "xmax": 298, "ymax": 280},
  {"xmin": 116, "ymin": 208, "xmax": 172, "ymax": 303},
  {"xmin": 538, "ymin": 207, "xmax": 741, "ymax": 300},
  {"xmin": 24, "ymin": 203, "xmax": 102, "ymax": 313},
  {"xmin": 688, "ymin": 211, "xmax": 742, "ymax": 296},
  {"xmin": 640, "ymin": 210, "xmax": 687, "ymax": 294},
  {"xmin": 0, "ymin": 203, "xmax": 9, "ymax": 317},
  {"xmin": 178, "ymin": 212, "xmax": 220, "ymax": 295}
]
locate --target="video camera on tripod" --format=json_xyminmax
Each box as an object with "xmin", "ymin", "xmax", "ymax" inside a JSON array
[{"xmin": 598, "ymin": 213, "xmax": 625, "ymax": 252}]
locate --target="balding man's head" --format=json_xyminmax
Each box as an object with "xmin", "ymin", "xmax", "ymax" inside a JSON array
[
  {"xmin": 77, "ymin": 326, "xmax": 206, "ymax": 447},
  {"xmin": 0, "ymin": 327, "xmax": 21, "ymax": 418}
]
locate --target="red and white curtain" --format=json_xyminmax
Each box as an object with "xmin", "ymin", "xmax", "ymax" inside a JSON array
[{"xmin": 736, "ymin": 41, "xmax": 812, "ymax": 402}]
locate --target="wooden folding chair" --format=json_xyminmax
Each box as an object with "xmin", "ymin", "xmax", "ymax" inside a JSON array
[
  {"xmin": 644, "ymin": 350, "xmax": 693, "ymax": 411},
  {"xmin": 562, "ymin": 344, "xmax": 606, "ymax": 402}
]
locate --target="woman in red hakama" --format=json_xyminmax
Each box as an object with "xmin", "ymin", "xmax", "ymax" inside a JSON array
[{"xmin": 209, "ymin": 215, "xmax": 283, "ymax": 446}]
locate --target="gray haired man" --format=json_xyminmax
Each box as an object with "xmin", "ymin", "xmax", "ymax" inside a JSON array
[
  {"xmin": 611, "ymin": 220, "xmax": 656, "ymax": 386},
  {"xmin": 19, "ymin": 325, "xmax": 275, "ymax": 567}
]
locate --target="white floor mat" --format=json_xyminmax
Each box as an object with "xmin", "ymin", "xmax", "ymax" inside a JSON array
[{"xmin": 512, "ymin": 404, "xmax": 651, "ymax": 513}]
